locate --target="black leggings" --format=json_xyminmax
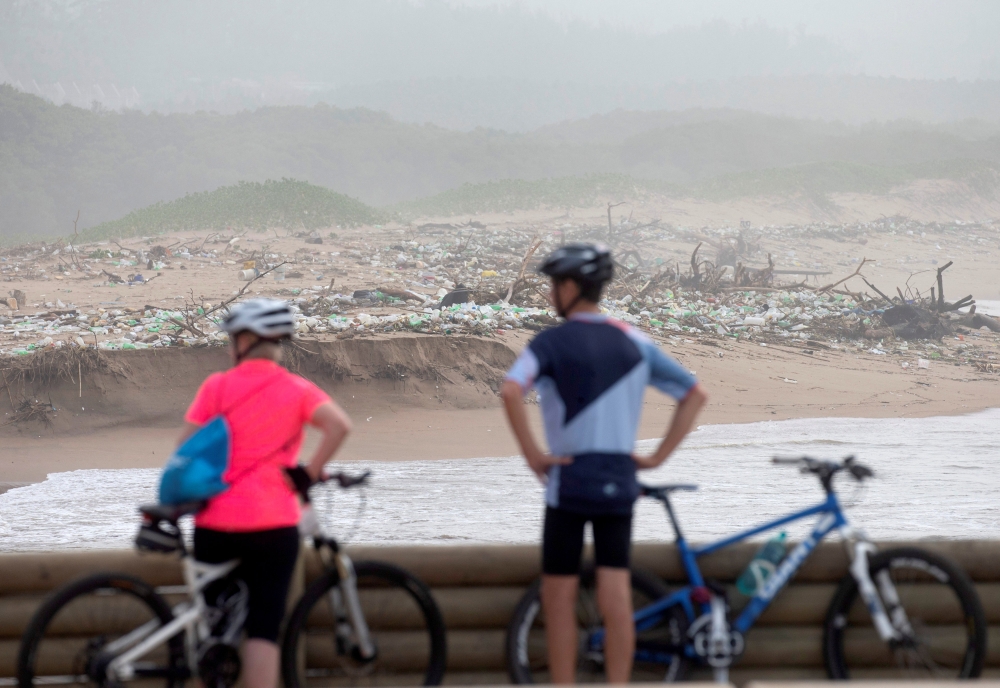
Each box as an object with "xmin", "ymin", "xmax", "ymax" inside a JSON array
[
  {"xmin": 542, "ymin": 507, "xmax": 633, "ymax": 576},
  {"xmin": 193, "ymin": 526, "xmax": 300, "ymax": 642}
]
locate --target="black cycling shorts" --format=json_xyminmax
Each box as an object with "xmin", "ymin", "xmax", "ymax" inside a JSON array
[
  {"xmin": 194, "ymin": 526, "xmax": 300, "ymax": 643},
  {"xmin": 542, "ymin": 507, "xmax": 633, "ymax": 576}
]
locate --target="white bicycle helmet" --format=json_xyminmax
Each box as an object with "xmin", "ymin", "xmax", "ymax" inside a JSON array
[{"xmin": 221, "ymin": 298, "xmax": 295, "ymax": 339}]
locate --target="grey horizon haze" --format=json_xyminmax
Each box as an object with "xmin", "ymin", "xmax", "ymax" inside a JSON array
[
  {"xmin": 2, "ymin": 0, "xmax": 999, "ymax": 129},
  {"xmin": 4, "ymin": 0, "xmax": 1000, "ymax": 240}
]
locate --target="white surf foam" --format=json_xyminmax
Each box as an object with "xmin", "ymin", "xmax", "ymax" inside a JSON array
[{"xmin": 2, "ymin": 409, "xmax": 999, "ymax": 551}]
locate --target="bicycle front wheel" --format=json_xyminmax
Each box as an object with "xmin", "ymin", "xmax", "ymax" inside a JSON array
[
  {"xmin": 281, "ymin": 560, "xmax": 447, "ymax": 687},
  {"xmin": 505, "ymin": 567, "xmax": 687, "ymax": 684},
  {"xmin": 823, "ymin": 547, "xmax": 986, "ymax": 679},
  {"xmin": 17, "ymin": 572, "xmax": 185, "ymax": 688}
]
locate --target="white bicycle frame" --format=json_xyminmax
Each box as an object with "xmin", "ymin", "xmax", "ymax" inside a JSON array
[
  {"xmin": 105, "ymin": 557, "xmax": 238, "ymax": 682},
  {"xmin": 107, "ymin": 504, "xmax": 377, "ymax": 683},
  {"xmin": 300, "ymin": 504, "xmax": 376, "ymax": 660}
]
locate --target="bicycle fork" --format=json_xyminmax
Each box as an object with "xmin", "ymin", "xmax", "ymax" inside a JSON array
[
  {"xmin": 847, "ymin": 538, "xmax": 910, "ymax": 643},
  {"xmin": 325, "ymin": 552, "xmax": 376, "ymax": 661}
]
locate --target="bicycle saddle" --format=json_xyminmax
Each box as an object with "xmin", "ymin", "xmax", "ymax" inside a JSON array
[
  {"xmin": 639, "ymin": 483, "xmax": 698, "ymax": 498},
  {"xmin": 139, "ymin": 501, "xmax": 206, "ymax": 523}
]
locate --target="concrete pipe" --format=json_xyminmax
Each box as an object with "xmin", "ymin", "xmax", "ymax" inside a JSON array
[
  {"xmin": 0, "ymin": 551, "xmax": 182, "ymax": 594},
  {"xmin": 303, "ymin": 586, "xmax": 525, "ymax": 630},
  {"xmin": 311, "ymin": 545, "xmax": 542, "ymax": 587},
  {"xmin": 302, "ymin": 628, "xmax": 506, "ymax": 672},
  {"xmin": 0, "ymin": 637, "xmax": 172, "ymax": 677}
]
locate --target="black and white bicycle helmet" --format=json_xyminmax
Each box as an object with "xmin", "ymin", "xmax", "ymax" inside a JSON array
[
  {"xmin": 221, "ymin": 298, "xmax": 295, "ymax": 339},
  {"xmin": 538, "ymin": 243, "xmax": 614, "ymax": 284}
]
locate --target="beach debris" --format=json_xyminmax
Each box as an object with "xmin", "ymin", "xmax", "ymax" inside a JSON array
[
  {"xmin": 880, "ymin": 304, "xmax": 951, "ymax": 340},
  {"xmin": 1, "ymin": 217, "xmax": 998, "ymax": 378},
  {"xmin": 439, "ymin": 286, "xmax": 473, "ymax": 308}
]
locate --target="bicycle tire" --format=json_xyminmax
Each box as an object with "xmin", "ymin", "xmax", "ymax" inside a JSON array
[
  {"xmin": 17, "ymin": 572, "xmax": 185, "ymax": 688},
  {"xmin": 505, "ymin": 567, "xmax": 688, "ymax": 684},
  {"xmin": 281, "ymin": 560, "xmax": 447, "ymax": 687},
  {"xmin": 823, "ymin": 546, "xmax": 986, "ymax": 679}
]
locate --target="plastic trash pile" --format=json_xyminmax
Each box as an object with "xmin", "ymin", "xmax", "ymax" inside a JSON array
[{"xmin": 0, "ymin": 283, "xmax": 991, "ymax": 363}]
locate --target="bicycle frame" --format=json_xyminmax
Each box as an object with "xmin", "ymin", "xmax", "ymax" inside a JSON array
[
  {"xmin": 105, "ymin": 556, "xmax": 239, "ymax": 681},
  {"xmin": 633, "ymin": 491, "xmax": 846, "ymax": 638},
  {"xmin": 591, "ymin": 486, "xmax": 902, "ymax": 666},
  {"xmin": 102, "ymin": 497, "xmax": 374, "ymax": 683}
]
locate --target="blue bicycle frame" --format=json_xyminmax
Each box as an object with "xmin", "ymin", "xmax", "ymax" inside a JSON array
[{"xmin": 591, "ymin": 489, "xmax": 850, "ymax": 664}]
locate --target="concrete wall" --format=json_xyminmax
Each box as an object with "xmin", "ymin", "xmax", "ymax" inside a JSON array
[{"xmin": 0, "ymin": 541, "xmax": 998, "ymax": 684}]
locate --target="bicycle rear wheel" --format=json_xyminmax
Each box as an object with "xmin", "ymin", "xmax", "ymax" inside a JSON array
[
  {"xmin": 505, "ymin": 567, "xmax": 687, "ymax": 684},
  {"xmin": 823, "ymin": 547, "xmax": 986, "ymax": 679},
  {"xmin": 281, "ymin": 561, "xmax": 447, "ymax": 687},
  {"xmin": 17, "ymin": 573, "xmax": 185, "ymax": 688}
]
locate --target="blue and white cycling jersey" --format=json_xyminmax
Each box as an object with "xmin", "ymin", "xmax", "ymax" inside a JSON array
[{"xmin": 505, "ymin": 312, "xmax": 698, "ymax": 514}]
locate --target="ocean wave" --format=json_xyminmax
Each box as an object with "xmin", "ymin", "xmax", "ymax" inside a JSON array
[{"xmin": 2, "ymin": 409, "xmax": 999, "ymax": 551}]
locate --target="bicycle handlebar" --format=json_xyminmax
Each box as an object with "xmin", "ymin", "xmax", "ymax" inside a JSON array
[
  {"xmin": 326, "ymin": 470, "xmax": 371, "ymax": 489},
  {"xmin": 285, "ymin": 467, "xmax": 371, "ymax": 503},
  {"xmin": 771, "ymin": 455, "xmax": 874, "ymax": 490}
]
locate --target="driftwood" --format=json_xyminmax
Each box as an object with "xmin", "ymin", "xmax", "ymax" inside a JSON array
[
  {"xmin": 174, "ymin": 261, "xmax": 289, "ymax": 337},
  {"xmin": 606, "ymin": 201, "xmax": 627, "ymax": 241},
  {"xmin": 502, "ymin": 238, "xmax": 543, "ymax": 305},
  {"xmin": 100, "ymin": 269, "xmax": 124, "ymax": 284},
  {"xmin": 935, "ymin": 261, "xmax": 952, "ymax": 309},
  {"xmin": 956, "ymin": 313, "xmax": 1000, "ymax": 333},
  {"xmin": 811, "ymin": 257, "xmax": 873, "ymax": 294},
  {"xmin": 731, "ymin": 254, "xmax": 774, "ymax": 288},
  {"xmin": 860, "ymin": 276, "xmax": 893, "ymax": 305}
]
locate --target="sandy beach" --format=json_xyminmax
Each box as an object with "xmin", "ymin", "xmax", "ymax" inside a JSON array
[
  {"xmin": 3, "ymin": 203, "xmax": 1000, "ymax": 485},
  {"xmin": 2, "ymin": 326, "xmax": 998, "ymax": 485}
]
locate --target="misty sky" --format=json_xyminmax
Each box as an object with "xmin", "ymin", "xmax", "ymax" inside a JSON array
[
  {"xmin": 450, "ymin": 0, "xmax": 1000, "ymax": 80},
  {"xmin": 2, "ymin": 0, "xmax": 999, "ymax": 129}
]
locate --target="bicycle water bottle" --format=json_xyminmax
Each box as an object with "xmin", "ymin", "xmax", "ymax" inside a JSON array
[{"xmin": 736, "ymin": 532, "xmax": 787, "ymax": 596}]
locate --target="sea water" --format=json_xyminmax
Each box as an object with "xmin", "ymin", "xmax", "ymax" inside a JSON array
[{"xmin": 1, "ymin": 409, "xmax": 998, "ymax": 551}]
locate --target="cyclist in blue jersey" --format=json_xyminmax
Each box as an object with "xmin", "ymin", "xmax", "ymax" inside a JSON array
[{"xmin": 501, "ymin": 243, "xmax": 708, "ymax": 684}]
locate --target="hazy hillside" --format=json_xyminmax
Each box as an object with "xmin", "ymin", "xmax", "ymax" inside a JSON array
[
  {"xmin": 326, "ymin": 76, "xmax": 1000, "ymax": 132},
  {"xmin": 5, "ymin": 86, "xmax": 1000, "ymax": 241},
  {"xmin": 73, "ymin": 160, "xmax": 1000, "ymax": 242}
]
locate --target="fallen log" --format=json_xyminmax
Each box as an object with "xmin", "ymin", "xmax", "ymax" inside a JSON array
[{"xmin": 956, "ymin": 312, "xmax": 1000, "ymax": 333}]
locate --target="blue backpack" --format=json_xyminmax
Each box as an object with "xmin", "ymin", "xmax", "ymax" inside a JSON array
[
  {"xmin": 158, "ymin": 375, "xmax": 284, "ymax": 505},
  {"xmin": 159, "ymin": 416, "xmax": 232, "ymax": 505}
]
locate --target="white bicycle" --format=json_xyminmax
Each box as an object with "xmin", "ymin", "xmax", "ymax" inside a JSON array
[{"xmin": 17, "ymin": 471, "xmax": 447, "ymax": 687}]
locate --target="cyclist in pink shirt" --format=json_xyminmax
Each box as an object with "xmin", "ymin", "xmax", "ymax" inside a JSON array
[{"xmin": 179, "ymin": 299, "xmax": 352, "ymax": 688}]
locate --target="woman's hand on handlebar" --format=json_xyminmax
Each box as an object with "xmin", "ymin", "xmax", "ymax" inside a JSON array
[
  {"xmin": 285, "ymin": 465, "xmax": 319, "ymax": 498},
  {"xmin": 305, "ymin": 463, "xmax": 327, "ymax": 483}
]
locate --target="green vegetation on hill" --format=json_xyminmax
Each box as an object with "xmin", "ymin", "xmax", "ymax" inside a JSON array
[
  {"xmin": 81, "ymin": 179, "xmax": 383, "ymax": 241},
  {"xmin": 4, "ymin": 85, "xmax": 1000, "ymax": 241},
  {"xmin": 74, "ymin": 159, "xmax": 1000, "ymax": 240}
]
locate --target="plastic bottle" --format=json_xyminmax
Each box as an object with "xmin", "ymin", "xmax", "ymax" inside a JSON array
[{"xmin": 736, "ymin": 532, "xmax": 787, "ymax": 596}]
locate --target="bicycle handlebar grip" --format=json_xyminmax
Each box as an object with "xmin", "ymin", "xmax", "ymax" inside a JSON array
[
  {"xmin": 285, "ymin": 466, "xmax": 315, "ymax": 501},
  {"xmin": 335, "ymin": 470, "xmax": 372, "ymax": 488},
  {"xmin": 849, "ymin": 463, "xmax": 875, "ymax": 480}
]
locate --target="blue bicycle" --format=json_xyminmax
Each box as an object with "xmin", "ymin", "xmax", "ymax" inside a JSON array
[{"xmin": 506, "ymin": 455, "xmax": 986, "ymax": 682}]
